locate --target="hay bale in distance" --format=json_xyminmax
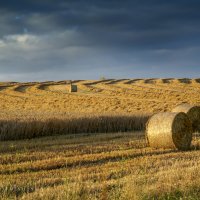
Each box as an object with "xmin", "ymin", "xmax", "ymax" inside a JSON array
[
  {"xmin": 172, "ymin": 103, "xmax": 200, "ymax": 132},
  {"xmin": 69, "ymin": 84, "xmax": 77, "ymax": 92},
  {"xmin": 146, "ymin": 112, "xmax": 192, "ymax": 150}
]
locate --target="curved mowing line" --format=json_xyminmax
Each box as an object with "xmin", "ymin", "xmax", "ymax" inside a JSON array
[
  {"xmin": 38, "ymin": 83, "xmax": 69, "ymax": 94},
  {"xmin": 0, "ymin": 83, "xmax": 33, "ymax": 99},
  {"xmin": 124, "ymin": 79, "xmax": 144, "ymax": 84},
  {"xmin": 56, "ymin": 80, "xmax": 85, "ymax": 84},
  {"xmin": 177, "ymin": 78, "xmax": 192, "ymax": 84},
  {"xmin": 0, "ymin": 91, "xmax": 28, "ymax": 100},
  {"xmin": 194, "ymin": 78, "xmax": 200, "ymax": 83},
  {"xmin": 32, "ymin": 81, "xmax": 166, "ymax": 103},
  {"xmin": 96, "ymin": 84, "xmax": 178, "ymax": 103},
  {"xmin": 105, "ymin": 84, "xmax": 168, "ymax": 95},
  {"xmin": 0, "ymin": 147, "xmax": 178, "ymax": 175},
  {"xmin": 46, "ymin": 83, "xmax": 104, "ymax": 96},
  {"xmin": 143, "ymin": 78, "xmax": 159, "ymax": 84},
  {"xmin": 123, "ymin": 81, "xmax": 187, "ymax": 93},
  {"xmin": 106, "ymin": 79, "xmax": 130, "ymax": 85},
  {"xmin": 38, "ymin": 80, "xmax": 78, "ymax": 91},
  {"xmin": 124, "ymin": 78, "xmax": 195, "ymax": 85},
  {"xmin": 30, "ymin": 80, "xmax": 103, "ymax": 95},
  {"xmin": 79, "ymin": 82, "xmax": 174, "ymax": 103},
  {"xmin": 161, "ymin": 78, "xmax": 175, "ymax": 83},
  {"xmin": 37, "ymin": 84, "xmax": 49, "ymax": 90},
  {"xmin": 37, "ymin": 81, "xmax": 67, "ymax": 90},
  {"xmin": 35, "ymin": 83, "xmax": 78, "ymax": 97},
  {"xmin": 14, "ymin": 84, "xmax": 36, "ymax": 93},
  {"xmin": 46, "ymin": 84, "xmax": 69, "ymax": 94},
  {"xmin": 144, "ymin": 79, "xmax": 200, "ymax": 93},
  {"xmin": 17, "ymin": 84, "xmax": 51, "ymax": 97},
  {"xmin": 0, "ymin": 85, "xmax": 15, "ymax": 91},
  {"xmin": 84, "ymin": 79, "xmax": 115, "ymax": 86},
  {"xmin": 41, "ymin": 80, "xmax": 104, "ymax": 95}
]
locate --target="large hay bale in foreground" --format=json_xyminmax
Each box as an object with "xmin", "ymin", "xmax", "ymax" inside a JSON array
[
  {"xmin": 146, "ymin": 112, "xmax": 192, "ymax": 150},
  {"xmin": 172, "ymin": 103, "xmax": 200, "ymax": 132}
]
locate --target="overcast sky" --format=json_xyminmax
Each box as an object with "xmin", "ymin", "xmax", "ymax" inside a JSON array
[{"xmin": 1, "ymin": 0, "xmax": 200, "ymax": 81}]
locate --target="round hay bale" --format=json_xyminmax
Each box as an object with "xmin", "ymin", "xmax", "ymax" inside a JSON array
[
  {"xmin": 146, "ymin": 112, "xmax": 192, "ymax": 150},
  {"xmin": 172, "ymin": 103, "xmax": 200, "ymax": 132}
]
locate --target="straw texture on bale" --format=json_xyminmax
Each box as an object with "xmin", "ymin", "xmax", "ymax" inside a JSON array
[
  {"xmin": 172, "ymin": 103, "xmax": 200, "ymax": 132},
  {"xmin": 69, "ymin": 85, "xmax": 77, "ymax": 92},
  {"xmin": 146, "ymin": 112, "xmax": 192, "ymax": 150}
]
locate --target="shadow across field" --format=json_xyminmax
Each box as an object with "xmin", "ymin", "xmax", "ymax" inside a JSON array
[
  {"xmin": 0, "ymin": 115, "xmax": 149, "ymax": 141},
  {"xmin": 0, "ymin": 148, "xmax": 178, "ymax": 175}
]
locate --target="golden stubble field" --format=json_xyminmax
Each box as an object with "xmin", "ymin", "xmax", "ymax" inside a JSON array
[
  {"xmin": 1, "ymin": 78, "xmax": 200, "ymax": 199},
  {"xmin": 0, "ymin": 78, "xmax": 200, "ymax": 116}
]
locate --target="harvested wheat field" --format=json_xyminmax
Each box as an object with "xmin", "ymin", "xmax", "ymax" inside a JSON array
[
  {"xmin": 2, "ymin": 132, "xmax": 200, "ymax": 199},
  {"xmin": 1, "ymin": 79, "xmax": 200, "ymax": 199},
  {"xmin": 1, "ymin": 78, "xmax": 200, "ymax": 118}
]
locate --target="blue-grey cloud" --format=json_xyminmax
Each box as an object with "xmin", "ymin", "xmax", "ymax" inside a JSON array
[{"xmin": 0, "ymin": 0, "xmax": 200, "ymax": 81}]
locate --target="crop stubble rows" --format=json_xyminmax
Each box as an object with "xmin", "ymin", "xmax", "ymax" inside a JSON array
[{"xmin": 0, "ymin": 79, "xmax": 200, "ymax": 199}]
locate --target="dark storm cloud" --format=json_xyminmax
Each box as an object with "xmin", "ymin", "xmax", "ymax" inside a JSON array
[
  {"xmin": 0, "ymin": 0, "xmax": 200, "ymax": 81},
  {"xmin": 2, "ymin": 0, "xmax": 200, "ymax": 46}
]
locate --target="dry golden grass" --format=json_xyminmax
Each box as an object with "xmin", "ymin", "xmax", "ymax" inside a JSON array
[
  {"xmin": 1, "ymin": 132, "xmax": 200, "ymax": 199},
  {"xmin": 0, "ymin": 78, "xmax": 200, "ymax": 117},
  {"xmin": 0, "ymin": 114, "xmax": 148, "ymax": 140},
  {"xmin": 0, "ymin": 78, "xmax": 200, "ymax": 199},
  {"xmin": 0, "ymin": 78, "xmax": 199, "ymax": 140}
]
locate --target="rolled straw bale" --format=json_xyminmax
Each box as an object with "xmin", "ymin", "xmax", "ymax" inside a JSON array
[
  {"xmin": 69, "ymin": 85, "xmax": 77, "ymax": 92},
  {"xmin": 146, "ymin": 112, "xmax": 192, "ymax": 150},
  {"xmin": 172, "ymin": 103, "xmax": 200, "ymax": 132}
]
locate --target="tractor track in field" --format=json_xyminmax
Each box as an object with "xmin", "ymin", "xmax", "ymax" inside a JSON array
[
  {"xmin": 29, "ymin": 81, "xmax": 170, "ymax": 103},
  {"xmin": 76, "ymin": 82, "xmax": 177, "ymax": 103},
  {"xmin": 105, "ymin": 79, "xmax": 129, "ymax": 85},
  {"xmin": 0, "ymin": 79, "xmax": 199, "ymax": 114},
  {"xmin": 124, "ymin": 82, "xmax": 200, "ymax": 94},
  {"xmin": 14, "ymin": 84, "xmax": 37, "ymax": 93}
]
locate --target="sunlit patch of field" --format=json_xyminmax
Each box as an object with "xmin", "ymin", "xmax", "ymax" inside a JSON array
[
  {"xmin": 0, "ymin": 78, "xmax": 200, "ymax": 117},
  {"xmin": 0, "ymin": 79, "xmax": 200, "ymax": 199},
  {"xmin": 0, "ymin": 78, "xmax": 199, "ymax": 140},
  {"xmin": 1, "ymin": 132, "xmax": 200, "ymax": 199},
  {"xmin": 0, "ymin": 78, "xmax": 199, "ymax": 135}
]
